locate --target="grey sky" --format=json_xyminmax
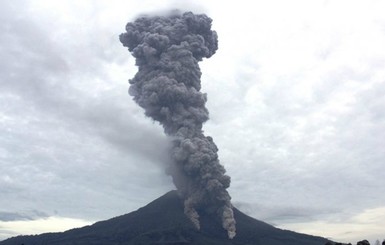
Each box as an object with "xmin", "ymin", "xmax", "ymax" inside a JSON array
[{"xmin": 1, "ymin": 0, "xmax": 385, "ymax": 243}]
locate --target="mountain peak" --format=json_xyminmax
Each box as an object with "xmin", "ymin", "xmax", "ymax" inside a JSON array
[{"xmin": 0, "ymin": 191, "xmax": 330, "ymax": 245}]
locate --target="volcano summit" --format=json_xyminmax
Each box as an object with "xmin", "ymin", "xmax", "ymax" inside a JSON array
[{"xmin": 0, "ymin": 191, "xmax": 329, "ymax": 245}]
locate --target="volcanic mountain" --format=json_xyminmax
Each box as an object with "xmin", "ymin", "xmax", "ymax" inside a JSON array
[{"xmin": 0, "ymin": 191, "xmax": 330, "ymax": 245}]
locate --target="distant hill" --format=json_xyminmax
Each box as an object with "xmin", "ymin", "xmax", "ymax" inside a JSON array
[{"xmin": 0, "ymin": 191, "xmax": 330, "ymax": 245}]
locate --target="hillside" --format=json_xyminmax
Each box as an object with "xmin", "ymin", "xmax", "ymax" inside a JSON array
[{"xmin": 0, "ymin": 191, "xmax": 330, "ymax": 245}]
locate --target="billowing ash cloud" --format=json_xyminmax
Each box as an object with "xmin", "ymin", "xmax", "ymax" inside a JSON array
[{"xmin": 119, "ymin": 11, "xmax": 236, "ymax": 238}]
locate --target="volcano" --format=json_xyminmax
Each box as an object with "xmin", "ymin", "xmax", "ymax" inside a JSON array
[{"xmin": 0, "ymin": 191, "xmax": 329, "ymax": 245}]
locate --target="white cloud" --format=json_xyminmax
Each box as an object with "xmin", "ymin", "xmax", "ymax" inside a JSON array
[
  {"xmin": 0, "ymin": 216, "xmax": 92, "ymax": 241},
  {"xmin": 277, "ymin": 206, "xmax": 385, "ymax": 244}
]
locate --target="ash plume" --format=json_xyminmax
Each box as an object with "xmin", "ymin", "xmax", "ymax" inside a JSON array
[{"xmin": 119, "ymin": 11, "xmax": 236, "ymax": 238}]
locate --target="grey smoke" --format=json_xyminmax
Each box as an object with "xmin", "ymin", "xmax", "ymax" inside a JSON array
[{"xmin": 119, "ymin": 11, "xmax": 236, "ymax": 238}]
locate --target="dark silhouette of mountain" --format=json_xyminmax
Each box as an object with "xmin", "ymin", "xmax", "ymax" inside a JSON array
[{"xmin": 0, "ymin": 191, "xmax": 330, "ymax": 245}]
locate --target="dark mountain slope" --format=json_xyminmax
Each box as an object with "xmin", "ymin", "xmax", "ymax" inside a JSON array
[{"xmin": 0, "ymin": 191, "xmax": 329, "ymax": 245}]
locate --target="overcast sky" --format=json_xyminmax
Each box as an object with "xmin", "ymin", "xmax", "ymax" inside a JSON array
[{"xmin": 1, "ymin": 0, "xmax": 385, "ymax": 243}]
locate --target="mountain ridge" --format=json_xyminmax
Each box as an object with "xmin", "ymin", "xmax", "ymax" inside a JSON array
[{"xmin": 0, "ymin": 190, "xmax": 330, "ymax": 245}]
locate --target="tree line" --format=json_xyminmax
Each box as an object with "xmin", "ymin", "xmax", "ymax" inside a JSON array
[{"xmin": 326, "ymin": 239, "xmax": 385, "ymax": 245}]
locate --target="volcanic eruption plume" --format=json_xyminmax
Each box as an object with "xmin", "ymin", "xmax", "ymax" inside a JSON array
[{"xmin": 119, "ymin": 11, "xmax": 236, "ymax": 238}]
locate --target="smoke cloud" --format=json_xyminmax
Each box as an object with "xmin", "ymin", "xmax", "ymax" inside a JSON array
[{"xmin": 120, "ymin": 11, "xmax": 236, "ymax": 238}]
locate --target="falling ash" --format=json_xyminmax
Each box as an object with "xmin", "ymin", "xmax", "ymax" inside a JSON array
[{"xmin": 119, "ymin": 11, "xmax": 236, "ymax": 238}]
